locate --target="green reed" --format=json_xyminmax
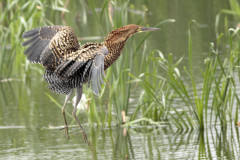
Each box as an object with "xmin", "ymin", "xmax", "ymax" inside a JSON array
[
  {"xmin": 81, "ymin": 0, "xmax": 173, "ymax": 126},
  {"xmin": 127, "ymin": 13, "xmax": 240, "ymax": 129},
  {"xmin": 2, "ymin": 0, "xmax": 240, "ymax": 129},
  {"xmin": 79, "ymin": 0, "xmax": 132, "ymax": 125},
  {"xmin": 170, "ymin": 27, "xmax": 239, "ymax": 128}
]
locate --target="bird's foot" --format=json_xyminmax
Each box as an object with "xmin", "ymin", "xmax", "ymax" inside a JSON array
[{"xmin": 60, "ymin": 126, "xmax": 69, "ymax": 139}]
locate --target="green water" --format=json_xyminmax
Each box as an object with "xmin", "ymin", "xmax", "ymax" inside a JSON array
[
  {"xmin": 1, "ymin": 124, "xmax": 239, "ymax": 159},
  {"xmin": 1, "ymin": 0, "xmax": 240, "ymax": 159}
]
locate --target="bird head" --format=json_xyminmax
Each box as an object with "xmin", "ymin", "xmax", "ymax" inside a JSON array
[
  {"xmin": 105, "ymin": 24, "xmax": 160, "ymax": 41},
  {"xmin": 104, "ymin": 24, "xmax": 160, "ymax": 69},
  {"xmin": 116, "ymin": 24, "xmax": 160, "ymax": 34}
]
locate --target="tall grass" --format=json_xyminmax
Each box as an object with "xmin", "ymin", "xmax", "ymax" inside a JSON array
[
  {"xmin": 77, "ymin": 1, "xmax": 175, "ymax": 126},
  {"xmin": 2, "ymin": 0, "xmax": 240, "ymax": 129},
  {"xmin": 128, "ymin": 16, "xmax": 240, "ymax": 129},
  {"xmin": 76, "ymin": 0, "xmax": 135, "ymax": 126}
]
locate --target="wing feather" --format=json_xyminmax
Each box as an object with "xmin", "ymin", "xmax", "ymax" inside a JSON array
[
  {"xmin": 23, "ymin": 26, "xmax": 111, "ymax": 96},
  {"xmin": 54, "ymin": 44, "xmax": 105, "ymax": 80},
  {"xmin": 22, "ymin": 26, "xmax": 80, "ymax": 68},
  {"xmin": 90, "ymin": 53, "xmax": 105, "ymax": 95},
  {"xmin": 89, "ymin": 46, "xmax": 108, "ymax": 95}
]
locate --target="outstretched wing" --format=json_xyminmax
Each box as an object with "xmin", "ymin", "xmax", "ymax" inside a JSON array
[
  {"xmin": 22, "ymin": 26, "xmax": 80, "ymax": 70},
  {"xmin": 55, "ymin": 43, "xmax": 107, "ymax": 78},
  {"xmin": 89, "ymin": 46, "xmax": 109, "ymax": 95},
  {"xmin": 89, "ymin": 53, "xmax": 106, "ymax": 95},
  {"xmin": 54, "ymin": 44, "xmax": 109, "ymax": 95}
]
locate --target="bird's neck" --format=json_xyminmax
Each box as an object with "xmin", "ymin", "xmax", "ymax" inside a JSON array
[{"xmin": 103, "ymin": 34, "xmax": 131, "ymax": 69}]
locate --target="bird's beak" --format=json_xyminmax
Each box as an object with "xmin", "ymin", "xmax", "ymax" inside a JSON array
[{"xmin": 140, "ymin": 27, "xmax": 160, "ymax": 32}]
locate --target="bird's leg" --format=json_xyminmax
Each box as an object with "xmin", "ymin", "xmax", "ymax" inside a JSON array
[
  {"xmin": 60, "ymin": 89, "xmax": 73, "ymax": 138},
  {"xmin": 73, "ymin": 84, "xmax": 89, "ymax": 143}
]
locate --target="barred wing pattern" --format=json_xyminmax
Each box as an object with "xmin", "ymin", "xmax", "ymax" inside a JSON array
[
  {"xmin": 45, "ymin": 44, "xmax": 108, "ymax": 95},
  {"xmin": 22, "ymin": 26, "xmax": 108, "ymax": 95},
  {"xmin": 22, "ymin": 26, "xmax": 80, "ymax": 70}
]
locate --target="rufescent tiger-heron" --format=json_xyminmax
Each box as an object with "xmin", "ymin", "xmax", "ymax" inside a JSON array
[{"xmin": 22, "ymin": 24, "xmax": 160, "ymax": 142}]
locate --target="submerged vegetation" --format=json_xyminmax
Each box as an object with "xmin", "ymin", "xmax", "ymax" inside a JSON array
[{"xmin": 0, "ymin": 0, "xmax": 240, "ymax": 131}]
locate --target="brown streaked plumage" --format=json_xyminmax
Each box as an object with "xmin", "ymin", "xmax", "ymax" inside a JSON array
[{"xmin": 22, "ymin": 24, "xmax": 159, "ymax": 143}]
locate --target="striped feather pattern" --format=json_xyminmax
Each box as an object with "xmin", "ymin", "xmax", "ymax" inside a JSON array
[{"xmin": 22, "ymin": 24, "xmax": 141, "ymax": 95}]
